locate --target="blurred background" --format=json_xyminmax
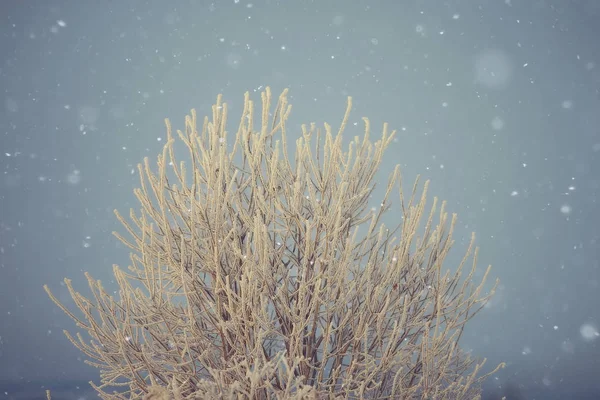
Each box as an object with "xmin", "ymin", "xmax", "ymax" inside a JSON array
[{"xmin": 1, "ymin": 0, "xmax": 599, "ymax": 398}]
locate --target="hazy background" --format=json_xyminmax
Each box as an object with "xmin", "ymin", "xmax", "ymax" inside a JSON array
[{"xmin": 1, "ymin": 0, "xmax": 600, "ymax": 398}]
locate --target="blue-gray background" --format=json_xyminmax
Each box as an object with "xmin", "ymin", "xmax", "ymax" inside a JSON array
[{"xmin": 1, "ymin": 1, "xmax": 599, "ymax": 399}]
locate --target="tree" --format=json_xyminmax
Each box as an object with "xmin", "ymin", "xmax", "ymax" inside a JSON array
[{"xmin": 45, "ymin": 87, "xmax": 504, "ymax": 399}]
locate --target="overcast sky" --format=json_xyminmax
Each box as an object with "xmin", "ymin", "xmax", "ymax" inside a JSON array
[{"xmin": 1, "ymin": 1, "xmax": 600, "ymax": 399}]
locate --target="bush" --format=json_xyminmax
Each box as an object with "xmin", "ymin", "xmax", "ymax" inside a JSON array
[{"xmin": 45, "ymin": 88, "xmax": 503, "ymax": 399}]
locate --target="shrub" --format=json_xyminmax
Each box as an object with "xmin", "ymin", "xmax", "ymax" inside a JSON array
[{"xmin": 45, "ymin": 88, "xmax": 503, "ymax": 399}]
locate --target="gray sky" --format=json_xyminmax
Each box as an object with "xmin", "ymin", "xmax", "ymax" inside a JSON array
[{"xmin": 1, "ymin": 1, "xmax": 600, "ymax": 398}]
